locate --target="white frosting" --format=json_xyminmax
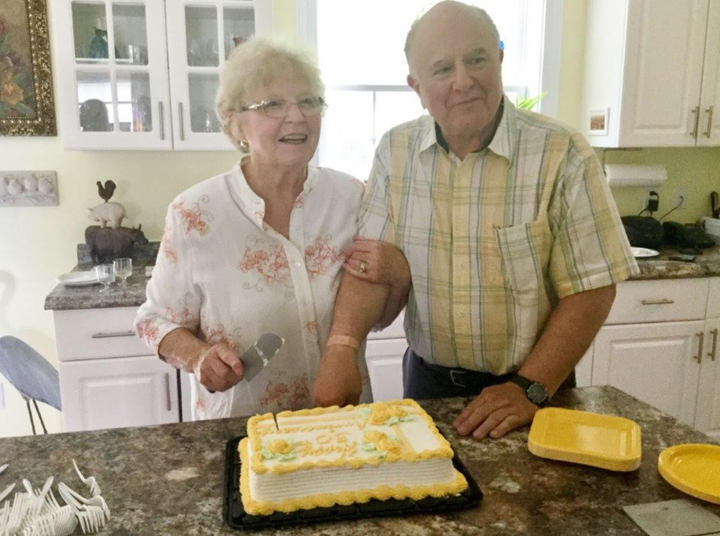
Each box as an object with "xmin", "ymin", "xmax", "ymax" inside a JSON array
[
  {"xmin": 246, "ymin": 403, "xmax": 462, "ymax": 506},
  {"xmin": 247, "ymin": 440, "xmax": 458, "ymax": 502}
]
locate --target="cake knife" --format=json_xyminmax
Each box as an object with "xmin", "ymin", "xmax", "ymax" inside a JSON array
[{"xmin": 241, "ymin": 333, "xmax": 285, "ymax": 382}]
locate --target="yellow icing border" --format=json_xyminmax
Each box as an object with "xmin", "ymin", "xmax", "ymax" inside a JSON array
[
  {"xmin": 246, "ymin": 399, "xmax": 455, "ymax": 475},
  {"xmin": 238, "ymin": 437, "xmax": 469, "ymax": 516}
]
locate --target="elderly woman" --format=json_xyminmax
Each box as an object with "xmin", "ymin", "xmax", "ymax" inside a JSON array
[{"xmin": 135, "ymin": 38, "xmax": 410, "ymax": 420}]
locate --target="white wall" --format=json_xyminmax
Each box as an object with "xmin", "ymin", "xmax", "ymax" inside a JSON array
[{"xmin": 0, "ymin": 0, "xmax": 296, "ymax": 437}]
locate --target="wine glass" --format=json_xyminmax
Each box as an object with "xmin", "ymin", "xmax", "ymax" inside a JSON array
[
  {"xmin": 113, "ymin": 258, "xmax": 133, "ymax": 286},
  {"xmin": 95, "ymin": 264, "xmax": 114, "ymax": 293}
]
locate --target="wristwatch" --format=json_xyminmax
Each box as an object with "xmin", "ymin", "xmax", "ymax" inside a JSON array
[{"xmin": 508, "ymin": 374, "xmax": 549, "ymax": 406}]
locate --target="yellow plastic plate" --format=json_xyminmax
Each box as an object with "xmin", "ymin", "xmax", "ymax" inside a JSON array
[
  {"xmin": 528, "ymin": 408, "xmax": 642, "ymax": 472},
  {"xmin": 658, "ymin": 444, "xmax": 720, "ymax": 504}
]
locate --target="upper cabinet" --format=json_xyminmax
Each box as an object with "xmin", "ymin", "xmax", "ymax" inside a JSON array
[
  {"xmin": 53, "ymin": 0, "xmax": 272, "ymax": 151},
  {"xmin": 580, "ymin": 0, "xmax": 720, "ymax": 147}
]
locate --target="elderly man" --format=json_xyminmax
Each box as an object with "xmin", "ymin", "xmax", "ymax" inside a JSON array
[{"xmin": 313, "ymin": 1, "xmax": 638, "ymax": 439}]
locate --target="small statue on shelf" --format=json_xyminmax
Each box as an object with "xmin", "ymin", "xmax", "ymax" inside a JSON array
[{"xmin": 85, "ymin": 179, "xmax": 148, "ymax": 264}]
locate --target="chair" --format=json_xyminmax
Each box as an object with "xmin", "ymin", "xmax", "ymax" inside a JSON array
[{"xmin": 0, "ymin": 336, "xmax": 61, "ymax": 434}]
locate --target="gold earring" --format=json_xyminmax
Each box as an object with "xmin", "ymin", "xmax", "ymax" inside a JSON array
[{"xmin": 240, "ymin": 139, "xmax": 249, "ymax": 152}]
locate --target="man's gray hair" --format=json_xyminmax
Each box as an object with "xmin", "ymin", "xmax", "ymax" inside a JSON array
[
  {"xmin": 216, "ymin": 37, "xmax": 324, "ymax": 152},
  {"xmin": 404, "ymin": 1, "xmax": 500, "ymax": 74}
]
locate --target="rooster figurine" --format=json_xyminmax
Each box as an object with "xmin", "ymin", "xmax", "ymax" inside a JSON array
[{"xmin": 96, "ymin": 180, "xmax": 116, "ymax": 202}]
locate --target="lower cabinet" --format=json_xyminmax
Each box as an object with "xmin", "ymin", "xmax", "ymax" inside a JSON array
[
  {"xmin": 592, "ymin": 321, "xmax": 704, "ymax": 426},
  {"xmin": 587, "ymin": 277, "xmax": 720, "ymax": 440},
  {"xmin": 59, "ymin": 354, "xmax": 180, "ymax": 432},
  {"xmin": 53, "ymin": 307, "xmax": 182, "ymax": 433},
  {"xmin": 365, "ymin": 339, "xmax": 406, "ymax": 401}
]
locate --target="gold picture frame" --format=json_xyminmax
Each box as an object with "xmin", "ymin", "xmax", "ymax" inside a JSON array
[{"xmin": 0, "ymin": 0, "xmax": 56, "ymax": 136}]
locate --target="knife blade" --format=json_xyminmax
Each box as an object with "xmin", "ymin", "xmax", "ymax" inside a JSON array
[{"xmin": 241, "ymin": 333, "xmax": 284, "ymax": 382}]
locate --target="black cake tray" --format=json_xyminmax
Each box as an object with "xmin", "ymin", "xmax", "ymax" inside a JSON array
[{"xmin": 223, "ymin": 435, "xmax": 483, "ymax": 531}]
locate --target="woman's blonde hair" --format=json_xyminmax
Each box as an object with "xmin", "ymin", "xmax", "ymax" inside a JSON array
[{"xmin": 216, "ymin": 37, "xmax": 325, "ymax": 151}]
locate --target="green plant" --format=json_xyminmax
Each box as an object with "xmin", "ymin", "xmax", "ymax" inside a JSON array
[{"xmin": 515, "ymin": 92, "xmax": 547, "ymax": 110}]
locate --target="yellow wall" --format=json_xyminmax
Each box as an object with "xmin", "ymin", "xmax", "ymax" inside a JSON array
[
  {"xmin": 559, "ymin": 0, "xmax": 720, "ymax": 222},
  {"xmin": 1, "ymin": 0, "xmax": 719, "ymax": 437}
]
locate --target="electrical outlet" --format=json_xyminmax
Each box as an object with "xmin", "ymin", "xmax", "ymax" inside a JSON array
[
  {"xmin": 642, "ymin": 189, "xmax": 660, "ymax": 213},
  {"xmin": 673, "ymin": 186, "xmax": 689, "ymax": 210}
]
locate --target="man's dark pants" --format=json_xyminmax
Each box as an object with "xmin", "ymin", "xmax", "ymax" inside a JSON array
[{"xmin": 402, "ymin": 347, "xmax": 576, "ymax": 400}]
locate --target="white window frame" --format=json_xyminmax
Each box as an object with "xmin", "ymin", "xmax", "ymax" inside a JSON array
[{"xmin": 295, "ymin": 0, "xmax": 564, "ymax": 117}]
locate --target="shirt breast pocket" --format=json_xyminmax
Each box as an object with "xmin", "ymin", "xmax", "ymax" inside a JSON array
[{"xmin": 493, "ymin": 220, "xmax": 551, "ymax": 298}]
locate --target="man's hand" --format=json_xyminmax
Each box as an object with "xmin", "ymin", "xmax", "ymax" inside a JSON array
[
  {"xmin": 192, "ymin": 344, "xmax": 244, "ymax": 392},
  {"xmin": 452, "ymin": 382, "xmax": 539, "ymax": 439},
  {"xmin": 312, "ymin": 346, "xmax": 362, "ymax": 407}
]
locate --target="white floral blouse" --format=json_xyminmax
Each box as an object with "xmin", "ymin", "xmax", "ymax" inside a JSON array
[{"xmin": 135, "ymin": 161, "xmax": 372, "ymax": 420}]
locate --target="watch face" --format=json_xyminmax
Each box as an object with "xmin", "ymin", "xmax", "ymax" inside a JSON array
[{"xmin": 527, "ymin": 383, "xmax": 548, "ymax": 405}]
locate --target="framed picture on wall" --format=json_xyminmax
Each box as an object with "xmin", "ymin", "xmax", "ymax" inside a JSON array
[
  {"xmin": 588, "ymin": 108, "xmax": 609, "ymax": 136},
  {"xmin": 0, "ymin": 0, "xmax": 56, "ymax": 136}
]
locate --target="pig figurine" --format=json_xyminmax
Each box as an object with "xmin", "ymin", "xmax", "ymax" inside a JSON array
[
  {"xmin": 88, "ymin": 201, "xmax": 126, "ymax": 229},
  {"xmin": 85, "ymin": 225, "xmax": 149, "ymax": 265}
]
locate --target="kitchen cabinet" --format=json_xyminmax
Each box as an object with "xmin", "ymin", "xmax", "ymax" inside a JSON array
[
  {"xmin": 53, "ymin": 306, "xmax": 181, "ymax": 432},
  {"xmin": 364, "ymin": 313, "xmax": 407, "ymax": 402},
  {"xmin": 589, "ymin": 277, "xmax": 720, "ymax": 439},
  {"xmin": 60, "ymin": 354, "xmax": 180, "ymax": 431},
  {"xmin": 694, "ymin": 278, "xmax": 720, "ymax": 439},
  {"xmin": 53, "ymin": 305, "xmax": 407, "ymax": 430},
  {"xmin": 580, "ymin": 0, "xmax": 720, "ymax": 147},
  {"xmin": 52, "ymin": 0, "xmax": 271, "ymax": 151}
]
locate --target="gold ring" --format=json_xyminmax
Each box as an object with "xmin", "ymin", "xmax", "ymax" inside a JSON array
[{"xmin": 359, "ymin": 260, "xmax": 367, "ymax": 273}]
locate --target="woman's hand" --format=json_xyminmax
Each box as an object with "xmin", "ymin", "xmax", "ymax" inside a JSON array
[
  {"xmin": 343, "ymin": 238, "xmax": 410, "ymax": 288},
  {"xmin": 192, "ymin": 344, "xmax": 245, "ymax": 392}
]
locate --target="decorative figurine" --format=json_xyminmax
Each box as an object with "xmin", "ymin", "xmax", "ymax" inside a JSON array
[
  {"xmin": 85, "ymin": 179, "xmax": 148, "ymax": 264},
  {"xmin": 89, "ymin": 17, "xmax": 109, "ymax": 59}
]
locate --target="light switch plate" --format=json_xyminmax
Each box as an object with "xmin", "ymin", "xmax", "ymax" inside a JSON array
[{"xmin": 624, "ymin": 499, "xmax": 720, "ymax": 536}]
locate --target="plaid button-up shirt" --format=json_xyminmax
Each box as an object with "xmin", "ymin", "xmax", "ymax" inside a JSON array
[{"xmin": 359, "ymin": 96, "xmax": 639, "ymax": 374}]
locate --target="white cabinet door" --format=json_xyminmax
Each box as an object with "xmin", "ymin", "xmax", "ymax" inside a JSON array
[
  {"xmin": 695, "ymin": 317, "xmax": 720, "ymax": 439},
  {"xmin": 698, "ymin": 0, "xmax": 720, "ymax": 146},
  {"xmin": 166, "ymin": 0, "xmax": 272, "ymax": 150},
  {"xmin": 60, "ymin": 355, "xmax": 180, "ymax": 432},
  {"xmin": 618, "ymin": 0, "xmax": 708, "ymax": 147},
  {"xmin": 364, "ymin": 339, "xmax": 406, "ymax": 402},
  {"xmin": 592, "ymin": 321, "xmax": 704, "ymax": 425},
  {"xmin": 575, "ymin": 344, "xmax": 594, "ymax": 388},
  {"xmin": 54, "ymin": 0, "xmax": 173, "ymax": 150}
]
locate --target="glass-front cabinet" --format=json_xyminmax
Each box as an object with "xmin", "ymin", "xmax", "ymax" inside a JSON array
[{"xmin": 54, "ymin": 0, "xmax": 272, "ymax": 150}]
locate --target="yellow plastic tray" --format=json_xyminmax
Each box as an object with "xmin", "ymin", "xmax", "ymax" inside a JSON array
[
  {"xmin": 528, "ymin": 408, "xmax": 642, "ymax": 471},
  {"xmin": 658, "ymin": 444, "xmax": 720, "ymax": 504}
]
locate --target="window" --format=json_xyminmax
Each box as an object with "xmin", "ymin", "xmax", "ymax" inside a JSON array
[{"xmin": 297, "ymin": 0, "xmax": 562, "ymax": 180}]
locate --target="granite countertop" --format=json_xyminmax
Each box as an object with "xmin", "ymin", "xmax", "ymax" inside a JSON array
[
  {"xmin": 1, "ymin": 386, "xmax": 718, "ymax": 535},
  {"xmin": 44, "ymin": 246, "xmax": 720, "ymax": 311}
]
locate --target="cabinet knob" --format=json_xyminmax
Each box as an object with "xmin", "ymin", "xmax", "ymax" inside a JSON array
[
  {"xmin": 641, "ymin": 298, "xmax": 675, "ymax": 306},
  {"xmin": 694, "ymin": 331, "xmax": 705, "ymax": 364},
  {"xmin": 704, "ymin": 106, "xmax": 714, "ymax": 139},
  {"xmin": 159, "ymin": 102, "xmax": 165, "ymax": 141},
  {"xmin": 690, "ymin": 106, "xmax": 700, "ymax": 139},
  {"xmin": 165, "ymin": 373, "xmax": 172, "ymax": 411},
  {"xmin": 708, "ymin": 328, "xmax": 718, "ymax": 362},
  {"xmin": 178, "ymin": 102, "xmax": 185, "ymax": 142},
  {"xmin": 91, "ymin": 331, "xmax": 136, "ymax": 339}
]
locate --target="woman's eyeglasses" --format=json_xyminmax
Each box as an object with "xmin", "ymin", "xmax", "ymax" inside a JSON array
[{"xmin": 241, "ymin": 97, "xmax": 328, "ymax": 118}]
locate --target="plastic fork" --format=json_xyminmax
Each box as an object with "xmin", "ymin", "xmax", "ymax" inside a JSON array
[
  {"xmin": 72, "ymin": 460, "xmax": 101, "ymax": 498},
  {"xmin": 22, "ymin": 506, "xmax": 77, "ymax": 536},
  {"xmin": 57, "ymin": 482, "xmax": 108, "ymax": 534},
  {"xmin": 0, "ymin": 483, "xmax": 15, "ymax": 505},
  {"xmin": 0, "ymin": 464, "xmax": 7, "ymax": 477},
  {"xmin": 58, "ymin": 482, "xmax": 110, "ymax": 521}
]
